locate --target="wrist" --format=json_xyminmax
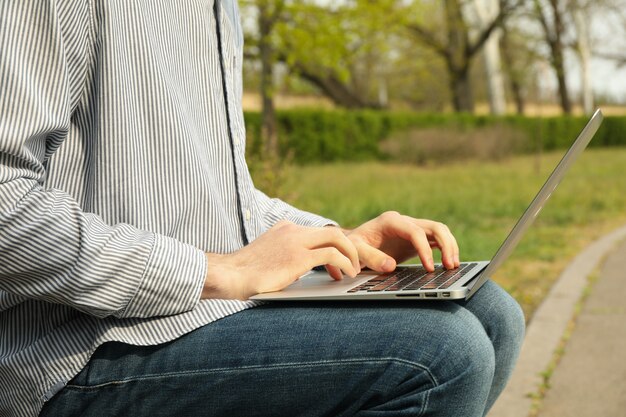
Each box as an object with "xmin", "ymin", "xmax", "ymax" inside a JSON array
[{"xmin": 202, "ymin": 253, "xmax": 245, "ymax": 300}]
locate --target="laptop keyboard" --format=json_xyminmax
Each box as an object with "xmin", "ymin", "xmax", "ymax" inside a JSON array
[{"xmin": 347, "ymin": 263, "xmax": 477, "ymax": 293}]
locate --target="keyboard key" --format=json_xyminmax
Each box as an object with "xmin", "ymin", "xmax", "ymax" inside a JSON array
[
  {"xmin": 439, "ymin": 263, "xmax": 477, "ymax": 289},
  {"xmin": 348, "ymin": 263, "xmax": 473, "ymax": 293}
]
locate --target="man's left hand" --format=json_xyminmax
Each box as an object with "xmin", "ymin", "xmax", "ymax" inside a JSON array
[{"xmin": 325, "ymin": 211, "xmax": 460, "ymax": 280}]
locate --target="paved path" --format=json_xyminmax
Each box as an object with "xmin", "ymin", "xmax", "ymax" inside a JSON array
[
  {"xmin": 488, "ymin": 224, "xmax": 626, "ymax": 417},
  {"xmin": 538, "ymin": 238, "xmax": 626, "ymax": 417}
]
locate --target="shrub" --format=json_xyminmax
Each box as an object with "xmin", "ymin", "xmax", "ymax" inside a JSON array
[
  {"xmin": 244, "ymin": 110, "xmax": 626, "ymax": 164},
  {"xmin": 380, "ymin": 124, "xmax": 527, "ymax": 165}
]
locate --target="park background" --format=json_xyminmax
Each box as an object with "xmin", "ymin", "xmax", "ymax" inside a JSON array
[{"xmin": 237, "ymin": 1, "xmax": 626, "ymax": 415}]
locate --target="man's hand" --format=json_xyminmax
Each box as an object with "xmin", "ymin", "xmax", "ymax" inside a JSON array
[
  {"xmin": 326, "ymin": 211, "xmax": 460, "ymax": 280},
  {"xmin": 202, "ymin": 221, "xmax": 360, "ymax": 300}
]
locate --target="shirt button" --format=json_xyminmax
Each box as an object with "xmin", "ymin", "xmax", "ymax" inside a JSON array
[{"xmin": 245, "ymin": 209, "xmax": 251, "ymax": 221}]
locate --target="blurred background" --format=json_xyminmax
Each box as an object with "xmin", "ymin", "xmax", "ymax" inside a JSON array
[{"xmin": 238, "ymin": 2, "xmax": 626, "ymax": 412}]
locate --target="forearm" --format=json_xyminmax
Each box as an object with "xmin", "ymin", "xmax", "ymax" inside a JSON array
[
  {"xmin": 0, "ymin": 180, "xmax": 206, "ymax": 318},
  {"xmin": 0, "ymin": 1, "xmax": 206, "ymax": 319}
]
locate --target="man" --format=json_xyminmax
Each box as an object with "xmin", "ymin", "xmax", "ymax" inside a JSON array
[{"xmin": 0, "ymin": 1, "xmax": 524, "ymax": 416}]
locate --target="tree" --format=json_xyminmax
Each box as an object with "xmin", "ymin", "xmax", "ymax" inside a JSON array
[
  {"xmin": 472, "ymin": 0, "xmax": 507, "ymax": 115},
  {"xmin": 240, "ymin": 0, "xmax": 286, "ymax": 158},
  {"xmin": 500, "ymin": 23, "xmax": 534, "ymax": 115},
  {"xmin": 572, "ymin": 1, "xmax": 593, "ymax": 114},
  {"xmin": 405, "ymin": 0, "xmax": 520, "ymax": 113},
  {"xmin": 243, "ymin": 1, "xmax": 397, "ymax": 113},
  {"xmin": 570, "ymin": 0, "xmax": 626, "ymax": 113},
  {"xmin": 532, "ymin": 0, "xmax": 572, "ymax": 114},
  {"xmin": 594, "ymin": 0, "xmax": 626, "ymax": 67},
  {"xmin": 275, "ymin": 0, "xmax": 400, "ymax": 109}
]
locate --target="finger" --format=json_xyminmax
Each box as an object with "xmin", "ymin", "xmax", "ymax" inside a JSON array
[
  {"xmin": 434, "ymin": 230, "xmax": 460, "ymax": 267},
  {"xmin": 382, "ymin": 215, "xmax": 435, "ymax": 271},
  {"xmin": 353, "ymin": 239, "xmax": 396, "ymax": 272},
  {"xmin": 413, "ymin": 219, "xmax": 458, "ymax": 269},
  {"xmin": 442, "ymin": 224, "xmax": 460, "ymax": 267},
  {"xmin": 407, "ymin": 227, "xmax": 435, "ymax": 272},
  {"xmin": 306, "ymin": 227, "xmax": 360, "ymax": 273},
  {"xmin": 449, "ymin": 231, "xmax": 460, "ymax": 267},
  {"xmin": 424, "ymin": 221, "xmax": 460, "ymax": 269},
  {"xmin": 309, "ymin": 247, "xmax": 358, "ymax": 278},
  {"xmin": 325, "ymin": 264, "xmax": 343, "ymax": 281}
]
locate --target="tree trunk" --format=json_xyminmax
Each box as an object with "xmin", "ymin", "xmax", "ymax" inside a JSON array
[
  {"xmin": 474, "ymin": 0, "xmax": 507, "ymax": 115},
  {"xmin": 549, "ymin": 0, "xmax": 572, "ymax": 114},
  {"xmin": 510, "ymin": 76, "xmax": 525, "ymax": 115},
  {"xmin": 445, "ymin": 0, "xmax": 474, "ymax": 113},
  {"xmin": 259, "ymin": 3, "xmax": 278, "ymax": 158},
  {"xmin": 378, "ymin": 76, "xmax": 388, "ymax": 108},
  {"xmin": 482, "ymin": 30, "xmax": 507, "ymax": 114},
  {"xmin": 574, "ymin": 7, "xmax": 594, "ymax": 114},
  {"xmin": 450, "ymin": 66, "xmax": 475, "ymax": 112},
  {"xmin": 551, "ymin": 42, "xmax": 572, "ymax": 114},
  {"xmin": 500, "ymin": 28, "xmax": 525, "ymax": 115},
  {"xmin": 409, "ymin": 0, "xmax": 519, "ymax": 114}
]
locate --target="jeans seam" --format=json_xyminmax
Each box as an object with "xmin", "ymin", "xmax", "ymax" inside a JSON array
[
  {"xmin": 420, "ymin": 387, "xmax": 431, "ymax": 417},
  {"xmin": 65, "ymin": 357, "xmax": 439, "ymax": 391}
]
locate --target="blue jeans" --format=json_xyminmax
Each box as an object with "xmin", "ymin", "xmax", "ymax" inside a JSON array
[{"xmin": 40, "ymin": 280, "xmax": 524, "ymax": 417}]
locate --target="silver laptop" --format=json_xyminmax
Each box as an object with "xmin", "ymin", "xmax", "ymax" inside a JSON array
[{"xmin": 251, "ymin": 109, "xmax": 604, "ymax": 302}]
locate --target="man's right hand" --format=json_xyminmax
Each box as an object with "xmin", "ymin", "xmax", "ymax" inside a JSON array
[{"xmin": 202, "ymin": 221, "xmax": 360, "ymax": 300}]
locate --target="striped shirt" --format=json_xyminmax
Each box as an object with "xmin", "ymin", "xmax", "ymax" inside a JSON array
[{"xmin": 0, "ymin": 1, "xmax": 334, "ymax": 416}]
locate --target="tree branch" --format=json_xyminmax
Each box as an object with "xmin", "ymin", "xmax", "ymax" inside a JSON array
[
  {"xmin": 595, "ymin": 51, "xmax": 626, "ymax": 67},
  {"xmin": 290, "ymin": 61, "xmax": 382, "ymax": 109},
  {"xmin": 533, "ymin": 0, "xmax": 553, "ymax": 43},
  {"xmin": 467, "ymin": 0, "xmax": 523, "ymax": 57},
  {"xmin": 406, "ymin": 23, "xmax": 449, "ymax": 58}
]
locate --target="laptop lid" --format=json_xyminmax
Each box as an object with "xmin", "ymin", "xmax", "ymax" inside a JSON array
[{"xmin": 466, "ymin": 109, "xmax": 604, "ymax": 299}]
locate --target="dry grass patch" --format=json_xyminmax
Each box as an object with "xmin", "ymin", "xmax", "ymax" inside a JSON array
[{"xmin": 380, "ymin": 124, "xmax": 527, "ymax": 166}]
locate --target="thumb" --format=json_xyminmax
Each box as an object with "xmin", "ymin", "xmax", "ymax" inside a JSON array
[{"xmin": 356, "ymin": 242, "xmax": 396, "ymax": 273}]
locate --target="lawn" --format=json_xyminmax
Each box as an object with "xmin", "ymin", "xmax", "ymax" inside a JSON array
[{"xmin": 253, "ymin": 147, "xmax": 626, "ymax": 320}]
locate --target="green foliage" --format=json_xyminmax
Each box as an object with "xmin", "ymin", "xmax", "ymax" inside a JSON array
[
  {"xmin": 245, "ymin": 109, "xmax": 390, "ymax": 163},
  {"xmin": 244, "ymin": 110, "xmax": 626, "ymax": 164},
  {"xmin": 242, "ymin": 0, "xmax": 414, "ymax": 108},
  {"xmin": 276, "ymin": 2, "xmax": 352, "ymax": 82}
]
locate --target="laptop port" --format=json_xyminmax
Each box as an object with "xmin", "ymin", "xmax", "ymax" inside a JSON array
[
  {"xmin": 425, "ymin": 292, "xmax": 437, "ymax": 298},
  {"xmin": 442, "ymin": 292, "xmax": 451, "ymax": 297}
]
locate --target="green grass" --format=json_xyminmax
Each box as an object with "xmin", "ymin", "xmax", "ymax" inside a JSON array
[{"xmin": 254, "ymin": 148, "xmax": 626, "ymax": 320}]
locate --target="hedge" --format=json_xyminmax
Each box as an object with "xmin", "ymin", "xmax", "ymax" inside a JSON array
[{"xmin": 244, "ymin": 110, "xmax": 626, "ymax": 163}]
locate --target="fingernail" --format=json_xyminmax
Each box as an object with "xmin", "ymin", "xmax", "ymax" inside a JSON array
[{"xmin": 382, "ymin": 258, "xmax": 394, "ymax": 271}]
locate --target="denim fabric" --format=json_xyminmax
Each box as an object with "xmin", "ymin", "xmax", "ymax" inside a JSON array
[{"xmin": 40, "ymin": 281, "xmax": 524, "ymax": 417}]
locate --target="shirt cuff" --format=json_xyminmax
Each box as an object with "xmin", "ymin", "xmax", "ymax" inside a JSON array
[
  {"xmin": 121, "ymin": 233, "xmax": 206, "ymax": 318},
  {"xmin": 287, "ymin": 211, "xmax": 338, "ymax": 229}
]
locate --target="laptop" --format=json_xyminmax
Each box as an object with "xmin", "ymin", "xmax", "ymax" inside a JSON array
[{"xmin": 251, "ymin": 109, "xmax": 604, "ymax": 302}]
